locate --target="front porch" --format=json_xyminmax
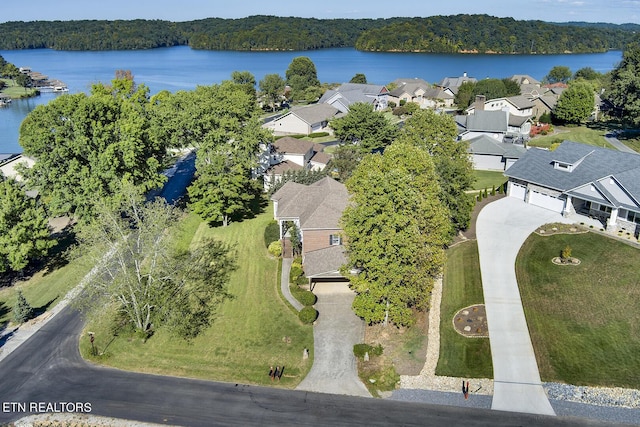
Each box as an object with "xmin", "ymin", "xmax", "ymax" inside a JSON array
[{"xmin": 568, "ymin": 197, "xmax": 640, "ymax": 237}]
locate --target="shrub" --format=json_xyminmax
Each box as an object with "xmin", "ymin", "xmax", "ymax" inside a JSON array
[
  {"xmin": 490, "ymin": 186, "xmax": 496, "ymax": 196},
  {"xmin": 290, "ymin": 265, "xmax": 304, "ymax": 283},
  {"xmin": 264, "ymin": 221, "xmax": 280, "ymax": 248},
  {"xmin": 298, "ymin": 290, "xmax": 317, "ymax": 306},
  {"xmin": 13, "ymin": 290, "xmax": 33, "ymax": 324},
  {"xmin": 268, "ymin": 241, "xmax": 282, "ymax": 257},
  {"xmin": 388, "ymin": 101, "xmax": 397, "ymax": 108},
  {"xmin": 308, "ymin": 131, "xmax": 329, "ymax": 138},
  {"xmin": 353, "ymin": 343, "xmax": 383, "ymax": 359},
  {"xmin": 561, "ymin": 245, "xmax": 572, "ymax": 260},
  {"xmin": 399, "ymin": 99, "xmax": 407, "ymax": 106},
  {"xmin": 483, "ymin": 188, "xmax": 488, "ymax": 198},
  {"xmin": 299, "ymin": 306, "xmax": 318, "ymax": 324},
  {"xmin": 392, "ymin": 106, "xmax": 407, "ymax": 116}
]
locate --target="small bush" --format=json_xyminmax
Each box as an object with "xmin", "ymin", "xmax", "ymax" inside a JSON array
[
  {"xmin": 298, "ymin": 290, "xmax": 317, "ymax": 306},
  {"xmin": 483, "ymin": 188, "xmax": 488, "ymax": 198},
  {"xmin": 299, "ymin": 306, "xmax": 318, "ymax": 324},
  {"xmin": 264, "ymin": 221, "xmax": 280, "ymax": 248},
  {"xmin": 290, "ymin": 265, "xmax": 304, "ymax": 283},
  {"xmin": 561, "ymin": 245, "xmax": 572, "ymax": 260},
  {"xmin": 308, "ymin": 131, "xmax": 329, "ymax": 138},
  {"xmin": 268, "ymin": 241, "xmax": 282, "ymax": 257},
  {"xmin": 353, "ymin": 343, "xmax": 384, "ymax": 359},
  {"xmin": 392, "ymin": 106, "xmax": 407, "ymax": 116},
  {"xmin": 490, "ymin": 186, "xmax": 496, "ymax": 196}
]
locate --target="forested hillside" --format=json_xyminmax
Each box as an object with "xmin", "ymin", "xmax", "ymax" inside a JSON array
[{"xmin": 0, "ymin": 15, "xmax": 636, "ymax": 53}]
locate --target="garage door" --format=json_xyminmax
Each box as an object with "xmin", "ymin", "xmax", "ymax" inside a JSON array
[
  {"xmin": 529, "ymin": 190, "xmax": 565, "ymax": 213},
  {"xmin": 508, "ymin": 182, "xmax": 527, "ymax": 201}
]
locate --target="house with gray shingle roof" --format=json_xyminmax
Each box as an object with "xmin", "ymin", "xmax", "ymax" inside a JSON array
[
  {"xmin": 271, "ymin": 177, "xmax": 350, "ymax": 283},
  {"xmin": 505, "ymin": 141, "xmax": 640, "ymax": 235},
  {"xmin": 318, "ymin": 83, "xmax": 389, "ymax": 113},
  {"xmin": 436, "ymin": 72, "xmax": 477, "ymax": 95},
  {"xmin": 259, "ymin": 136, "xmax": 332, "ymax": 191},
  {"xmin": 264, "ymin": 103, "xmax": 341, "ymax": 136},
  {"xmin": 467, "ymin": 134, "xmax": 527, "ymax": 171}
]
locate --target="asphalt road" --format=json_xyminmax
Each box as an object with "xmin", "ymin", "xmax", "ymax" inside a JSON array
[{"xmin": 0, "ymin": 305, "xmax": 622, "ymax": 427}]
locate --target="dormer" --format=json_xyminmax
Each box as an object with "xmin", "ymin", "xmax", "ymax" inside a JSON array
[{"xmin": 552, "ymin": 150, "xmax": 594, "ymax": 172}]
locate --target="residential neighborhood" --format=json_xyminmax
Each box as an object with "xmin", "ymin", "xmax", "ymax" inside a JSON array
[{"xmin": 2, "ymin": 10, "xmax": 640, "ymax": 427}]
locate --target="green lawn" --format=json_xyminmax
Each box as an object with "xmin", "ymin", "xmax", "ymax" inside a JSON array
[
  {"xmin": 436, "ymin": 241, "xmax": 493, "ymax": 378},
  {"xmin": 0, "ymin": 78, "xmax": 38, "ymax": 98},
  {"xmin": 80, "ymin": 209, "xmax": 314, "ymax": 388},
  {"xmin": 517, "ymin": 232, "xmax": 640, "ymax": 388},
  {"xmin": 528, "ymin": 126, "xmax": 613, "ymax": 149},
  {"xmin": 0, "ymin": 237, "xmax": 93, "ymax": 328},
  {"xmin": 472, "ymin": 170, "xmax": 506, "ymax": 191}
]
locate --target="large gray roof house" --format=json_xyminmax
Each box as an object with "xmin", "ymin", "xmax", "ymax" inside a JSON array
[
  {"xmin": 505, "ymin": 140, "xmax": 640, "ymax": 235},
  {"xmin": 271, "ymin": 177, "xmax": 351, "ymax": 283}
]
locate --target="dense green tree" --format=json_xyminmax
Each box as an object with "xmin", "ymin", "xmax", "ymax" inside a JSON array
[
  {"xmin": 474, "ymin": 78, "xmax": 508, "ymax": 100},
  {"xmin": 285, "ymin": 56, "xmax": 320, "ymax": 100},
  {"xmin": 231, "ymin": 70, "xmax": 257, "ymax": 99},
  {"xmin": 553, "ymin": 81, "xmax": 595, "ymax": 124},
  {"xmin": 259, "ymin": 73, "xmax": 285, "ymax": 112},
  {"xmin": 545, "ymin": 65, "xmax": 572, "ymax": 84},
  {"xmin": 341, "ymin": 143, "xmax": 451, "ymax": 326},
  {"xmin": 19, "ymin": 78, "xmax": 167, "ymax": 219},
  {"xmin": 15, "ymin": 73, "xmax": 31, "ymax": 91},
  {"xmin": 455, "ymin": 81, "xmax": 476, "ymax": 109},
  {"xmin": 0, "ymin": 177, "xmax": 54, "ymax": 273},
  {"xmin": 329, "ymin": 102, "xmax": 398, "ymax": 153},
  {"xmin": 574, "ymin": 67, "xmax": 600, "ymax": 81},
  {"xmin": 349, "ymin": 73, "xmax": 368, "ymax": 84},
  {"xmin": 397, "ymin": 109, "xmax": 474, "ymax": 232},
  {"xmin": 329, "ymin": 144, "xmax": 364, "ymax": 183},
  {"xmin": 182, "ymin": 82, "xmax": 271, "ymax": 226},
  {"xmin": 502, "ymin": 78, "xmax": 521, "ymax": 96},
  {"xmin": 76, "ymin": 187, "xmax": 236, "ymax": 339},
  {"xmin": 607, "ymin": 42, "xmax": 640, "ymax": 125}
]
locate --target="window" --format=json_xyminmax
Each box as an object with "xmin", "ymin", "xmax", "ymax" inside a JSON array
[
  {"xmin": 627, "ymin": 210, "xmax": 640, "ymax": 224},
  {"xmin": 329, "ymin": 234, "xmax": 342, "ymax": 246},
  {"xmin": 598, "ymin": 204, "xmax": 612, "ymax": 213}
]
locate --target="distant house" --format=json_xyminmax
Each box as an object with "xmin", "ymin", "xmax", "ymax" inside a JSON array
[
  {"xmin": 264, "ymin": 103, "xmax": 341, "ymax": 136},
  {"xmin": 505, "ymin": 141, "xmax": 640, "ymax": 235},
  {"xmin": 0, "ymin": 154, "xmax": 35, "ymax": 182},
  {"xmin": 271, "ymin": 177, "xmax": 350, "ymax": 284},
  {"xmin": 510, "ymin": 74, "xmax": 542, "ymax": 98},
  {"xmin": 436, "ymin": 72, "xmax": 477, "ymax": 95},
  {"xmin": 530, "ymin": 94, "xmax": 558, "ymax": 119},
  {"xmin": 466, "ymin": 95, "xmax": 534, "ymax": 118},
  {"xmin": 456, "ymin": 109, "xmax": 531, "ymax": 143},
  {"xmin": 0, "ymin": 94, "xmax": 12, "ymax": 106},
  {"xmin": 388, "ymin": 78, "xmax": 455, "ymax": 109},
  {"xmin": 259, "ymin": 137, "xmax": 331, "ymax": 191},
  {"xmin": 318, "ymin": 83, "xmax": 389, "ymax": 113},
  {"xmin": 467, "ymin": 134, "xmax": 527, "ymax": 171}
]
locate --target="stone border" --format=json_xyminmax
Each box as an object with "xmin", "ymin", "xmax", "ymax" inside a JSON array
[{"xmin": 551, "ymin": 257, "xmax": 581, "ymax": 265}]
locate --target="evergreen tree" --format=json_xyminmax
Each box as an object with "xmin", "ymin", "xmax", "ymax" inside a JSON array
[{"xmin": 13, "ymin": 290, "xmax": 33, "ymax": 324}]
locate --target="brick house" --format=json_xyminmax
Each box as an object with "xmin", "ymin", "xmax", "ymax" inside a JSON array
[{"xmin": 270, "ymin": 177, "xmax": 350, "ymax": 284}]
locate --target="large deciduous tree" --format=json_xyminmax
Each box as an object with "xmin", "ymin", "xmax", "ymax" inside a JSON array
[
  {"xmin": 553, "ymin": 81, "xmax": 595, "ymax": 124},
  {"xmin": 258, "ymin": 73, "xmax": 285, "ymax": 112},
  {"xmin": 397, "ymin": 109, "xmax": 474, "ymax": 232},
  {"xmin": 0, "ymin": 177, "xmax": 54, "ymax": 273},
  {"xmin": 341, "ymin": 143, "xmax": 451, "ymax": 326},
  {"xmin": 285, "ymin": 56, "xmax": 320, "ymax": 101},
  {"xmin": 76, "ymin": 187, "xmax": 236, "ymax": 339},
  {"xmin": 330, "ymin": 102, "xmax": 397, "ymax": 153},
  {"xmin": 19, "ymin": 76, "xmax": 167, "ymax": 220},
  {"xmin": 607, "ymin": 42, "xmax": 640, "ymax": 126},
  {"xmin": 177, "ymin": 82, "xmax": 270, "ymax": 226},
  {"xmin": 545, "ymin": 65, "xmax": 572, "ymax": 84}
]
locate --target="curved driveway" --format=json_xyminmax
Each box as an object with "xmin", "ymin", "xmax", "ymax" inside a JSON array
[{"xmin": 477, "ymin": 197, "xmax": 573, "ymax": 415}]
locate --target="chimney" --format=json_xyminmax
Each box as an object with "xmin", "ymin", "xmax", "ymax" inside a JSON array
[
  {"xmin": 474, "ymin": 95, "xmax": 486, "ymax": 111},
  {"xmin": 463, "ymin": 72, "xmax": 468, "ymax": 78}
]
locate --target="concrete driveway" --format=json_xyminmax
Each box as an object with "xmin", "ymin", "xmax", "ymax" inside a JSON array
[
  {"xmin": 476, "ymin": 197, "xmax": 574, "ymax": 415},
  {"xmin": 296, "ymin": 282, "xmax": 371, "ymax": 397}
]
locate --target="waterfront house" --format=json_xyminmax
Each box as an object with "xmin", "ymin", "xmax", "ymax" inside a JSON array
[
  {"xmin": 318, "ymin": 83, "xmax": 389, "ymax": 113},
  {"xmin": 436, "ymin": 72, "xmax": 477, "ymax": 95},
  {"xmin": 264, "ymin": 103, "xmax": 341, "ymax": 136},
  {"xmin": 271, "ymin": 177, "xmax": 350, "ymax": 285}
]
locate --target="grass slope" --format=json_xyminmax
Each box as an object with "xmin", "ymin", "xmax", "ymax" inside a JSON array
[
  {"xmin": 436, "ymin": 241, "xmax": 493, "ymax": 378},
  {"xmin": 517, "ymin": 232, "xmax": 640, "ymax": 387},
  {"xmin": 528, "ymin": 126, "xmax": 612, "ymax": 149},
  {"xmin": 80, "ymin": 210, "xmax": 313, "ymax": 387},
  {"xmin": 472, "ymin": 170, "xmax": 506, "ymax": 191}
]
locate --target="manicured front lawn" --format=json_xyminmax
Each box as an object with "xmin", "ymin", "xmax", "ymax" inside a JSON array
[
  {"xmin": 528, "ymin": 126, "xmax": 613, "ymax": 149},
  {"xmin": 436, "ymin": 241, "xmax": 493, "ymax": 378},
  {"xmin": 472, "ymin": 170, "xmax": 506, "ymax": 191},
  {"xmin": 80, "ymin": 209, "xmax": 314, "ymax": 388},
  {"xmin": 517, "ymin": 232, "xmax": 640, "ymax": 388}
]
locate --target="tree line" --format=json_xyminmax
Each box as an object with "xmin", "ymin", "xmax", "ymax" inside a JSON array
[{"xmin": 0, "ymin": 15, "xmax": 637, "ymax": 53}]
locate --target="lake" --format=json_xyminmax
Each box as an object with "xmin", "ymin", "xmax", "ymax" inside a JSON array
[{"xmin": 0, "ymin": 46, "xmax": 623, "ymax": 153}]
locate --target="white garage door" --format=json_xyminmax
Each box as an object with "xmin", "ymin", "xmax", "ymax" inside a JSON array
[
  {"xmin": 508, "ymin": 182, "xmax": 527, "ymax": 201},
  {"xmin": 529, "ymin": 190, "xmax": 565, "ymax": 213}
]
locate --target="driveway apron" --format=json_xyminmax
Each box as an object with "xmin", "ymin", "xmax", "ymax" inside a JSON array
[
  {"xmin": 296, "ymin": 282, "xmax": 371, "ymax": 397},
  {"xmin": 477, "ymin": 197, "xmax": 573, "ymax": 415}
]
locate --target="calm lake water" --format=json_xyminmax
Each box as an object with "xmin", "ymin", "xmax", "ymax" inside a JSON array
[{"xmin": 0, "ymin": 46, "xmax": 623, "ymax": 153}]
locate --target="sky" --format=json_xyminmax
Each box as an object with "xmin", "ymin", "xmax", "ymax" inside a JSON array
[{"xmin": 0, "ymin": 0, "xmax": 638, "ymax": 24}]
